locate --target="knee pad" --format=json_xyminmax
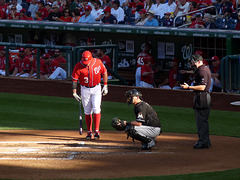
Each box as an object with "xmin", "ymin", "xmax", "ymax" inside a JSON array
[{"xmin": 126, "ymin": 125, "xmax": 151, "ymax": 144}]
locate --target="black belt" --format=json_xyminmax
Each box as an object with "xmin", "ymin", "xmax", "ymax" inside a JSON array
[{"xmin": 83, "ymin": 84, "xmax": 99, "ymax": 88}]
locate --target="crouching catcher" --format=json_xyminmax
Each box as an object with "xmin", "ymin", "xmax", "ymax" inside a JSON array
[{"xmin": 111, "ymin": 89, "xmax": 161, "ymax": 150}]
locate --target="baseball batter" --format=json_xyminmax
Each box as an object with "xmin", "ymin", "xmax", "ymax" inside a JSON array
[
  {"xmin": 72, "ymin": 51, "xmax": 108, "ymax": 139},
  {"xmin": 112, "ymin": 89, "xmax": 161, "ymax": 150}
]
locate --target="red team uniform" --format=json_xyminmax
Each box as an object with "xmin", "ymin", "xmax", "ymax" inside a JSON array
[
  {"xmin": 40, "ymin": 59, "xmax": 59, "ymax": 75},
  {"xmin": 0, "ymin": 55, "xmax": 15, "ymax": 75},
  {"xmin": 141, "ymin": 64, "xmax": 154, "ymax": 85},
  {"xmin": 72, "ymin": 51, "xmax": 108, "ymax": 139},
  {"xmin": 99, "ymin": 54, "xmax": 112, "ymax": 76}
]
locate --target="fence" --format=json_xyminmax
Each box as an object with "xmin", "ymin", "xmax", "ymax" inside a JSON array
[
  {"xmin": 221, "ymin": 55, "xmax": 240, "ymax": 92},
  {"xmin": 0, "ymin": 42, "xmax": 128, "ymax": 84}
]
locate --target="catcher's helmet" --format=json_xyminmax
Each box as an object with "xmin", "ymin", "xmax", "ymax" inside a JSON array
[
  {"xmin": 188, "ymin": 54, "xmax": 203, "ymax": 64},
  {"xmin": 81, "ymin": 51, "xmax": 92, "ymax": 65},
  {"xmin": 125, "ymin": 89, "xmax": 142, "ymax": 104}
]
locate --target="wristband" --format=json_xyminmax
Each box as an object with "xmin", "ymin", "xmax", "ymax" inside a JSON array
[
  {"xmin": 187, "ymin": 85, "xmax": 190, "ymax": 89},
  {"xmin": 104, "ymin": 82, "xmax": 107, "ymax": 85},
  {"xmin": 126, "ymin": 121, "xmax": 131, "ymax": 126}
]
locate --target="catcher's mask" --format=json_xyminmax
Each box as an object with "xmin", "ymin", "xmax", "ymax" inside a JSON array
[
  {"xmin": 125, "ymin": 89, "xmax": 142, "ymax": 104},
  {"xmin": 188, "ymin": 54, "xmax": 203, "ymax": 71}
]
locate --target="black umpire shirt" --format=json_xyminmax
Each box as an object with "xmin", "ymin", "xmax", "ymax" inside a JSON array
[
  {"xmin": 134, "ymin": 101, "xmax": 161, "ymax": 127},
  {"xmin": 193, "ymin": 65, "xmax": 211, "ymax": 92}
]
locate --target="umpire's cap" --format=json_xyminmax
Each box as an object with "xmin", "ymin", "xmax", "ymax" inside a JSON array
[{"xmin": 125, "ymin": 89, "xmax": 142, "ymax": 104}]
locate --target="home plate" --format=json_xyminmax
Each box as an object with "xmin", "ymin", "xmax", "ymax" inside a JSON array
[{"xmin": 230, "ymin": 101, "xmax": 240, "ymax": 106}]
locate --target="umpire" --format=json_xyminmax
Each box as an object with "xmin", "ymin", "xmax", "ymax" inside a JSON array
[{"xmin": 181, "ymin": 54, "xmax": 212, "ymax": 149}]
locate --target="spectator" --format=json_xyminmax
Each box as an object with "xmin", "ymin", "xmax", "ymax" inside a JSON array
[
  {"xmin": 123, "ymin": 0, "xmax": 144, "ymax": 15},
  {"xmin": 0, "ymin": 46, "xmax": 15, "ymax": 76},
  {"xmin": 153, "ymin": 0, "xmax": 166, "ymax": 19},
  {"xmin": 45, "ymin": 2, "xmax": 52, "ymax": 16},
  {"xmin": 12, "ymin": 47, "xmax": 26, "ymax": 76},
  {"xmin": 219, "ymin": 0, "xmax": 234, "ymax": 16},
  {"xmin": 97, "ymin": 48, "xmax": 112, "ymax": 79},
  {"xmin": 101, "ymin": 6, "xmax": 117, "ymax": 24},
  {"xmin": 235, "ymin": 11, "xmax": 240, "ymax": 30},
  {"xmin": 19, "ymin": 8, "xmax": 27, "ymax": 20},
  {"xmin": 91, "ymin": 0, "xmax": 103, "ymax": 22},
  {"xmin": 7, "ymin": 5, "xmax": 20, "ymax": 20},
  {"xmin": 140, "ymin": 59, "xmax": 155, "ymax": 88},
  {"xmin": 134, "ymin": 4, "xmax": 144, "ymax": 23},
  {"xmin": 201, "ymin": 13, "xmax": 217, "ymax": 29},
  {"xmin": 24, "ymin": 10, "xmax": 34, "ymax": 20},
  {"xmin": 57, "ymin": 8, "xmax": 72, "ymax": 21},
  {"xmin": 174, "ymin": 0, "xmax": 190, "ymax": 17},
  {"xmin": 135, "ymin": 8, "xmax": 149, "ymax": 25},
  {"xmin": 6, "ymin": 0, "xmax": 22, "ymax": 14},
  {"xmin": 111, "ymin": 0, "xmax": 124, "ymax": 24},
  {"xmin": 28, "ymin": 0, "xmax": 39, "ymax": 18},
  {"xmin": 158, "ymin": 58, "xmax": 182, "ymax": 90},
  {"xmin": 187, "ymin": 1, "xmax": 197, "ymax": 22},
  {"xmin": 196, "ymin": 0, "xmax": 213, "ymax": 9},
  {"xmin": 71, "ymin": 8, "xmax": 80, "ymax": 22},
  {"xmin": 189, "ymin": 12, "xmax": 204, "ymax": 28},
  {"xmin": 79, "ymin": 0, "xmax": 89, "ymax": 17},
  {"xmin": 0, "ymin": 0, "xmax": 8, "ymax": 15},
  {"xmin": 59, "ymin": 0, "xmax": 69, "ymax": 13},
  {"xmin": 210, "ymin": 56, "xmax": 221, "ymax": 92},
  {"xmin": 38, "ymin": 1, "xmax": 49, "ymax": 20},
  {"xmin": 67, "ymin": 0, "xmax": 78, "ymax": 12},
  {"xmin": 35, "ymin": 10, "xmax": 42, "ymax": 20},
  {"xmin": 144, "ymin": 0, "xmax": 155, "ymax": 12},
  {"xmin": 78, "ymin": 5, "xmax": 95, "ymax": 23},
  {"xmin": 53, "ymin": 49, "xmax": 66, "ymax": 64},
  {"xmin": 135, "ymin": 42, "xmax": 155, "ymax": 87},
  {"xmin": 162, "ymin": 12, "xmax": 173, "ymax": 26},
  {"xmin": 47, "ymin": 4, "xmax": 62, "ymax": 21},
  {"xmin": 144, "ymin": 10, "xmax": 159, "ymax": 26},
  {"xmin": 164, "ymin": 0, "xmax": 177, "ymax": 15}
]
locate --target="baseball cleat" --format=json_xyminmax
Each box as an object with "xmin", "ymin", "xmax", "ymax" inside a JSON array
[
  {"xmin": 86, "ymin": 131, "xmax": 93, "ymax": 139},
  {"xmin": 141, "ymin": 139, "xmax": 155, "ymax": 150},
  {"xmin": 94, "ymin": 131, "xmax": 100, "ymax": 140}
]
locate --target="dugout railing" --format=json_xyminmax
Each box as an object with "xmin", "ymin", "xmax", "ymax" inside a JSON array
[
  {"xmin": 0, "ymin": 42, "xmax": 128, "ymax": 85},
  {"xmin": 221, "ymin": 55, "xmax": 240, "ymax": 92}
]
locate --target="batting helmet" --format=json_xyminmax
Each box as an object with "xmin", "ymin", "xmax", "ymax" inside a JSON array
[
  {"xmin": 125, "ymin": 89, "xmax": 142, "ymax": 104},
  {"xmin": 81, "ymin": 51, "xmax": 92, "ymax": 65}
]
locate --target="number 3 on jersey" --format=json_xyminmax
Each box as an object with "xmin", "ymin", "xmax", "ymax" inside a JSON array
[{"xmin": 84, "ymin": 77, "xmax": 88, "ymax": 83}]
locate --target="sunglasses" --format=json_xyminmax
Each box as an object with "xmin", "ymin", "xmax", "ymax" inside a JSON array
[
  {"xmin": 65, "ymin": 11, "xmax": 69, "ymax": 13},
  {"xmin": 11, "ymin": 8, "xmax": 16, "ymax": 10}
]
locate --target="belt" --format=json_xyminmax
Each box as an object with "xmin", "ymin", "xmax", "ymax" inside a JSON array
[{"xmin": 82, "ymin": 84, "xmax": 99, "ymax": 88}]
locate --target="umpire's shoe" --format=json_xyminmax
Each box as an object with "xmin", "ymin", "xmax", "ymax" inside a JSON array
[
  {"xmin": 193, "ymin": 143, "xmax": 210, "ymax": 149},
  {"xmin": 141, "ymin": 139, "xmax": 155, "ymax": 150}
]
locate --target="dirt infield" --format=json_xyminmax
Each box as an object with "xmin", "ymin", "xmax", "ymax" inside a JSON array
[
  {"xmin": 0, "ymin": 77, "xmax": 239, "ymax": 179},
  {"xmin": 0, "ymin": 130, "xmax": 239, "ymax": 179}
]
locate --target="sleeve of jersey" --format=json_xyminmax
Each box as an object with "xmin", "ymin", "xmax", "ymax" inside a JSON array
[
  {"xmin": 72, "ymin": 63, "xmax": 80, "ymax": 82},
  {"xmin": 141, "ymin": 65, "xmax": 146, "ymax": 74},
  {"xmin": 100, "ymin": 61, "xmax": 107, "ymax": 74}
]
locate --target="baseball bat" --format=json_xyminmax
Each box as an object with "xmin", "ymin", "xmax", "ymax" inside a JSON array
[{"xmin": 79, "ymin": 99, "xmax": 83, "ymax": 135}]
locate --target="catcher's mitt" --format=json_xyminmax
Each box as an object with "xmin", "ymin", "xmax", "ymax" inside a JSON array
[{"xmin": 111, "ymin": 117, "xmax": 126, "ymax": 131}]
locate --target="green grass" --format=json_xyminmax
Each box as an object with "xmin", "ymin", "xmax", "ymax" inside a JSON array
[
  {"xmin": 0, "ymin": 92, "xmax": 239, "ymax": 137},
  {"xmin": 0, "ymin": 92, "xmax": 239, "ymax": 180}
]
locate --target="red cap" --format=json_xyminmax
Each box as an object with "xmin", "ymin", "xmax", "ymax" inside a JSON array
[
  {"xmin": 211, "ymin": 56, "xmax": 219, "ymax": 61},
  {"xmin": 81, "ymin": 51, "xmax": 92, "ymax": 65},
  {"xmin": 0, "ymin": 46, "xmax": 5, "ymax": 50},
  {"xmin": 84, "ymin": 5, "xmax": 92, "ymax": 11},
  {"xmin": 20, "ymin": 8, "xmax": 26, "ymax": 13},
  {"xmin": 103, "ymin": 6, "xmax": 111, "ymax": 12},
  {"xmin": 164, "ymin": 12, "xmax": 171, "ymax": 16},
  {"xmin": 194, "ymin": 50, "xmax": 206, "ymax": 58},
  {"xmin": 139, "ymin": 9, "xmax": 147, "ymax": 14},
  {"xmin": 32, "ymin": 49, "xmax": 37, "ymax": 54},
  {"xmin": 19, "ymin": 47, "xmax": 25, "ymax": 52},
  {"xmin": 43, "ymin": 53, "xmax": 50, "ymax": 58},
  {"xmin": 87, "ymin": 38, "xmax": 94, "ymax": 43}
]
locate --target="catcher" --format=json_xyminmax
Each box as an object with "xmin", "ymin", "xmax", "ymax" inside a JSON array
[{"xmin": 112, "ymin": 89, "xmax": 161, "ymax": 150}]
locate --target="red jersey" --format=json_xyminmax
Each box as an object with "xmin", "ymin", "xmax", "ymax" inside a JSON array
[
  {"xmin": 137, "ymin": 51, "xmax": 155, "ymax": 67},
  {"xmin": 72, "ymin": 58, "xmax": 107, "ymax": 87},
  {"xmin": 14, "ymin": 57, "xmax": 25, "ymax": 72},
  {"xmin": 38, "ymin": 7, "xmax": 49, "ymax": 19},
  {"xmin": 40, "ymin": 59, "xmax": 59, "ymax": 75},
  {"xmin": 7, "ymin": 12, "xmax": 20, "ymax": 19},
  {"xmin": 141, "ymin": 64, "xmax": 154, "ymax": 84},
  {"xmin": 0, "ymin": 4, "xmax": 8, "ymax": 13},
  {"xmin": 168, "ymin": 68, "xmax": 182, "ymax": 88},
  {"xmin": 189, "ymin": 20, "xmax": 204, "ymax": 28},
  {"xmin": 0, "ymin": 55, "xmax": 15, "ymax": 72},
  {"xmin": 60, "ymin": 16, "xmax": 72, "ymax": 22},
  {"xmin": 21, "ymin": 57, "xmax": 32, "ymax": 73},
  {"xmin": 0, "ymin": 8, "xmax": 6, "ymax": 19},
  {"xmin": 54, "ymin": 56, "xmax": 66, "ymax": 64},
  {"xmin": 100, "ymin": 55, "xmax": 111, "ymax": 76},
  {"xmin": 128, "ymin": 2, "xmax": 144, "ymax": 14}
]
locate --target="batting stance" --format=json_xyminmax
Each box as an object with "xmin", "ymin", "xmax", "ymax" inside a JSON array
[
  {"xmin": 112, "ymin": 89, "xmax": 161, "ymax": 150},
  {"xmin": 72, "ymin": 51, "xmax": 108, "ymax": 139},
  {"xmin": 181, "ymin": 54, "xmax": 212, "ymax": 149}
]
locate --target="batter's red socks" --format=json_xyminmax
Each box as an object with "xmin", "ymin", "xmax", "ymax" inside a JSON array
[
  {"xmin": 85, "ymin": 114, "xmax": 92, "ymax": 132},
  {"xmin": 94, "ymin": 113, "xmax": 101, "ymax": 132}
]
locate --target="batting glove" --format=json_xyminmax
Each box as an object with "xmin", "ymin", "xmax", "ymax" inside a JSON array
[
  {"xmin": 102, "ymin": 85, "xmax": 108, "ymax": 96},
  {"xmin": 73, "ymin": 93, "xmax": 81, "ymax": 102}
]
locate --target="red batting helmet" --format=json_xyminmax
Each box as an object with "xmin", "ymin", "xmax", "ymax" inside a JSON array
[{"xmin": 81, "ymin": 51, "xmax": 92, "ymax": 65}]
